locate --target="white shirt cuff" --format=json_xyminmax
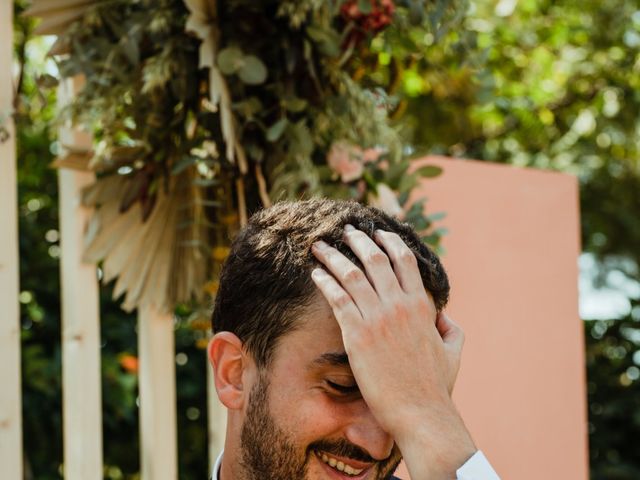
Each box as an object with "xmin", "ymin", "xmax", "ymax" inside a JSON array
[{"xmin": 456, "ymin": 450, "xmax": 500, "ymax": 480}]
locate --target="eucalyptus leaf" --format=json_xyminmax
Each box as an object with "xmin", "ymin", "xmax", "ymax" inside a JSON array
[
  {"xmin": 121, "ymin": 36, "xmax": 140, "ymax": 66},
  {"xmin": 427, "ymin": 211, "xmax": 446, "ymax": 222},
  {"xmin": 193, "ymin": 178, "xmax": 220, "ymax": 187},
  {"xmin": 266, "ymin": 118, "xmax": 289, "ymax": 142},
  {"xmin": 398, "ymin": 190, "xmax": 410, "ymax": 207},
  {"xmin": 235, "ymin": 97, "xmax": 263, "ymax": 118},
  {"xmin": 421, "ymin": 233, "xmax": 440, "ymax": 246},
  {"xmin": 385, "ymin": 159, "xmax": 410, "ymax": 189},
  {"xmin": 404, "ymin": 200, "xmax": 425, "ymax": 221},
  {"xmin": 290, "ymin": 121, "xmax": 314, "ymax": 157},
  {"xmin": 217, "ymin": 46, "xmax": 244, "ymax": 75},
  {"xmin": 246, "ymin": 143, "xmax": 265, "ymax": 162},
  {"xmin": 306, "ymin": 25, "xmax": 341, "ymax": 57},
  {"xmin": 398, "ymin": 174, "xmax": 418, "ymax": 194},
  {"xmin": 358, "ymin": 0, "xmax": 373, "ymax": 14},
  {"xmin": 409, "ymin": 216, "xmax": 430, "ymax": 231},
  {"xmin": 172, "ymin": 155, "xmax": 199, "ymax": 175},
  {"xmin": 238, "ymin": 55, "xmax": 268, "ymax": 85},
  {"xmin": 416, "ymin": 165, "xmax": 443, "ymax": 178},
  {"xmin": 284, "ymin": 96, "xmax": 308, "ymax": 112}
]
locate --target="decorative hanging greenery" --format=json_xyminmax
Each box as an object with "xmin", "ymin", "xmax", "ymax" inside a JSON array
[{"xmin": 27, "ymin": 0, "xmax": 466, "ymax": 314}]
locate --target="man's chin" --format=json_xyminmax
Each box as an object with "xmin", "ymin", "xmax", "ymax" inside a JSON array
[{"xmin": 307, "ymin": 450, "xmax": 400, "ymax": 480}]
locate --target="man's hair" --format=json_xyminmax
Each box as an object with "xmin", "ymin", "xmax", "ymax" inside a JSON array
[{"xmin": 211, "ymin": 198, "xmax": 450, "ymax": 367}]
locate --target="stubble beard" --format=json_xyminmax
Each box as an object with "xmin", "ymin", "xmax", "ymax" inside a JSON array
[
  {"xmin": 240, "ymin": 373, "xmax": 310, "ymax": 480},
  {"xmin": 239, "ymin": 372, "xmax": 402, "ymax": 480}
]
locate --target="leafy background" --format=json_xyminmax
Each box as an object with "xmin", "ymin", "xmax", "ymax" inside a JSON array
[{"xmin": 12, "ymin": 0, "xmax": 640, "ymax": 478}]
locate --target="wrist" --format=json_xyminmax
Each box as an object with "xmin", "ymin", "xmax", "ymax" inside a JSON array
[{"xmin": 394, "ymin": 399, "xmax": 477, "ymax": 479}]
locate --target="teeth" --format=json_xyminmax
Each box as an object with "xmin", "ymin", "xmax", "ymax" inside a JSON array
[{"xmin": 315, "ymin": 451, "xmax": 364, "ymax": 476}]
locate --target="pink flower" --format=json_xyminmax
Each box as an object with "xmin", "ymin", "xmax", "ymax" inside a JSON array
[
  {"xmin": 362, "ymin": 147, "xmax": 384, "ymax": 164},
  {"xmin": 327, "ymin": 141, "xmax": 365, "ymax": 183},
  {"xmin": 368, "ymin": 183, "xmax": 403, "ymax": 217}
]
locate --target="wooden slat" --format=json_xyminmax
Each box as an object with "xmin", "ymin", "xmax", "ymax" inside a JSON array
[
  {"xmin": 0, "ymin": 1, "xmax": 23, "ymax": 478},
  {"xmin": 57, "ymin": 78, "xmax": 103, "ymax": 479},
  {"xmin": 207, "ymin": 358, "xmax": 227, "ymax": 470},
  {"xmin": 138, "ymin": 305, "xmax": 178, "ymax": 480}
]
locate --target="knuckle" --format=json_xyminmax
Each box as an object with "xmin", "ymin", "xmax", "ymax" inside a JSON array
[
  {"xmin": 365, "ymin": 249, "xmax": 389, "ymax": 266},
  {"xmin": 398, "ymin": 248, "xmax": 418, "ymax": 266},
  {"xmin": 332, "ymin": 292, "xmax": 352, "ymax": 310},
  {"xmin": 342, "ymin": 267, "xmax": 365, "ymax": 284}
]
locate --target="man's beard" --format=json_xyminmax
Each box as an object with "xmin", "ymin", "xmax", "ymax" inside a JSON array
[{"xmin": 239, "ymin": 373, "xmax": 402, "ymax": 480}]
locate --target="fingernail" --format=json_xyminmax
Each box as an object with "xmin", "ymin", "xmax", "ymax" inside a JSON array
[
  {"xmin": 313, "ymin": 240, "xmax": 328, "ymax": 251},
  {"xmin": 344, "ymin": 224, "xmax": 355, "ymax": 232}
]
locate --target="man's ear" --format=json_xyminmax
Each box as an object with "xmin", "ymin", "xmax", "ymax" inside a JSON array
[{"xmin": 208, "ymin": 332, "xmax": 250, "ymax": 410}]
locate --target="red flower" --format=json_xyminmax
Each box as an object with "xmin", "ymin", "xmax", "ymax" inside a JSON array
[{"xmin": 340, "ymin": 0, "xmax": 395, "ymax": 36}]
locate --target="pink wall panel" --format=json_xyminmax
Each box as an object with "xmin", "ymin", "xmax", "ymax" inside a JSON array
[{"xmin": 395, "ymin": 157, "xmax": 588, "ymax": 479}]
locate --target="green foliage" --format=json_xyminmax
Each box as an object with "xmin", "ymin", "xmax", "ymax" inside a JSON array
[
  {"xmin": 585, "ymin": 309, "xmax": 640, "ymax": 480},
  {"xmin": 47, "ymin": 0, "xmax": 463, "ymax": 261}
]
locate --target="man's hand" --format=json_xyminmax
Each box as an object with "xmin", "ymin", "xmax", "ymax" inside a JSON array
[{"xmin": 310, "ymin": 225, "xmax": 476, "ymax": 479}]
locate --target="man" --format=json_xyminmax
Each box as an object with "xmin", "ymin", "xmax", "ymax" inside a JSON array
[{"xmin": 208, "ymin": 198, "xmax": 500, "ymax": 479}]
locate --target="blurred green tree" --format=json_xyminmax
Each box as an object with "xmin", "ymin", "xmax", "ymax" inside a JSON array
[{"xmin": 585, "ymin": 308, "xmax": 640, "ymax": 480}]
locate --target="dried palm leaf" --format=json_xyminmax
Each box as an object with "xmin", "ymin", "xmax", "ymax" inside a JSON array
[
  {"xmin": 23, "ymin": 0, "xmax": 101, "ymax": 36},
  {"xmin": 50, "ymin": 150, "xmax": 91, "ymax": 171},
  {"xmin": 82, "ymin": 172, "xmax": 210, "ymax": 313}
]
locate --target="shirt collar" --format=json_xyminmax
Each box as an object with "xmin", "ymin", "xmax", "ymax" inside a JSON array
[{"xmin": 213, "ymin": 450, "xmax": 224, "ymax": 480}]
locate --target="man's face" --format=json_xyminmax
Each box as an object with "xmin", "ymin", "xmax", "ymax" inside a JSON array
[{"xmin": 238, "ymin": 296, "xmax": 402, "ymax": 480}]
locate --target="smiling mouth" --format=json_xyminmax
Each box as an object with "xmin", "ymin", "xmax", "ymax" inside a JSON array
[{"xmin": 314, "ymin": 449, "xmax": 370, "ymax": 477}]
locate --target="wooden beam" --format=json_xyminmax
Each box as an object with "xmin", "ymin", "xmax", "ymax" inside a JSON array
[
  {"xmin": 138, "ymin": 305, "xmax": 178, "ymax": 480},
  {"xmin": 57, "ymin": 78, "xmax": 103, "ymax": 479},
  {"xmin": 0, "ymin": 2, "xmax": 23, "ymax": 478}
]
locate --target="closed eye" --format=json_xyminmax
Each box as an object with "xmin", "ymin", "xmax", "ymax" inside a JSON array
[{"xmin": 326, "ymin": 380, "xmax": 360, "ymax": 395}]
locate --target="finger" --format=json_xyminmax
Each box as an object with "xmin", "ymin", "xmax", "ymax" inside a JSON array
[
  {"xmin": 342, "ymin": 225, "xmax": 403, "ymax": 297},
  {"xmin": 373, "ymin": 230, "xmax": 424, "ymax": 294},
  {"xmin": 436, "ymin": 312, "xmax": 465, "ymax": 352},
  {"xmin": 311, "ymin": 267, "xmax": 363, "ymax": 328},
  {"xmin": 312, "ymin": 240, "xmax": 380, "ymax": 314}
]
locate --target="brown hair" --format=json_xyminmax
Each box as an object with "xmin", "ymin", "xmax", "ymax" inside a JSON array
[{"xmin": 211, "ymin": 198, "xmax": 449, "ymax": 367}]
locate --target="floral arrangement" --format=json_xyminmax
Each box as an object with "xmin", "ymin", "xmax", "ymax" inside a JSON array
[{"xmin": 27, "ymin": 0, "xmax": 465, "ymax": 314}]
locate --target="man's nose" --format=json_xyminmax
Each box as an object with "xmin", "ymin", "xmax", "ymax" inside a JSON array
[{"xmin": 344, "ymin": 404, "xmax": 395, "ymax": 461}]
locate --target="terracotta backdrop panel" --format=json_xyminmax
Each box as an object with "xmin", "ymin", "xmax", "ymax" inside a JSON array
[{"xmin": 394, "ymin": 157, "xmax": 588, "ymax": 479}]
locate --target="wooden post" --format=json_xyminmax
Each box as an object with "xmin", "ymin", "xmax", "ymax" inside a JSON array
[
  {"xmin": 0, "ymin": 1, "xmax": 23, "ymax": 478},
  {"xmin": 57, "ymin": 78, "xmax": 103, "ymax": 479},
  {"xmin": 207, "ymin": 359, "xmax": 227, "ymax": 470},
  {"xmin": 138, "ymin": 305, "xmax": 178, "ymax": 480}
]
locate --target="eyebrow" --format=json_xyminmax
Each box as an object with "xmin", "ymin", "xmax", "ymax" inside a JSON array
[{"xmin": 311, "ymin": 351, "xmax": 350, "ymax": 367}]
